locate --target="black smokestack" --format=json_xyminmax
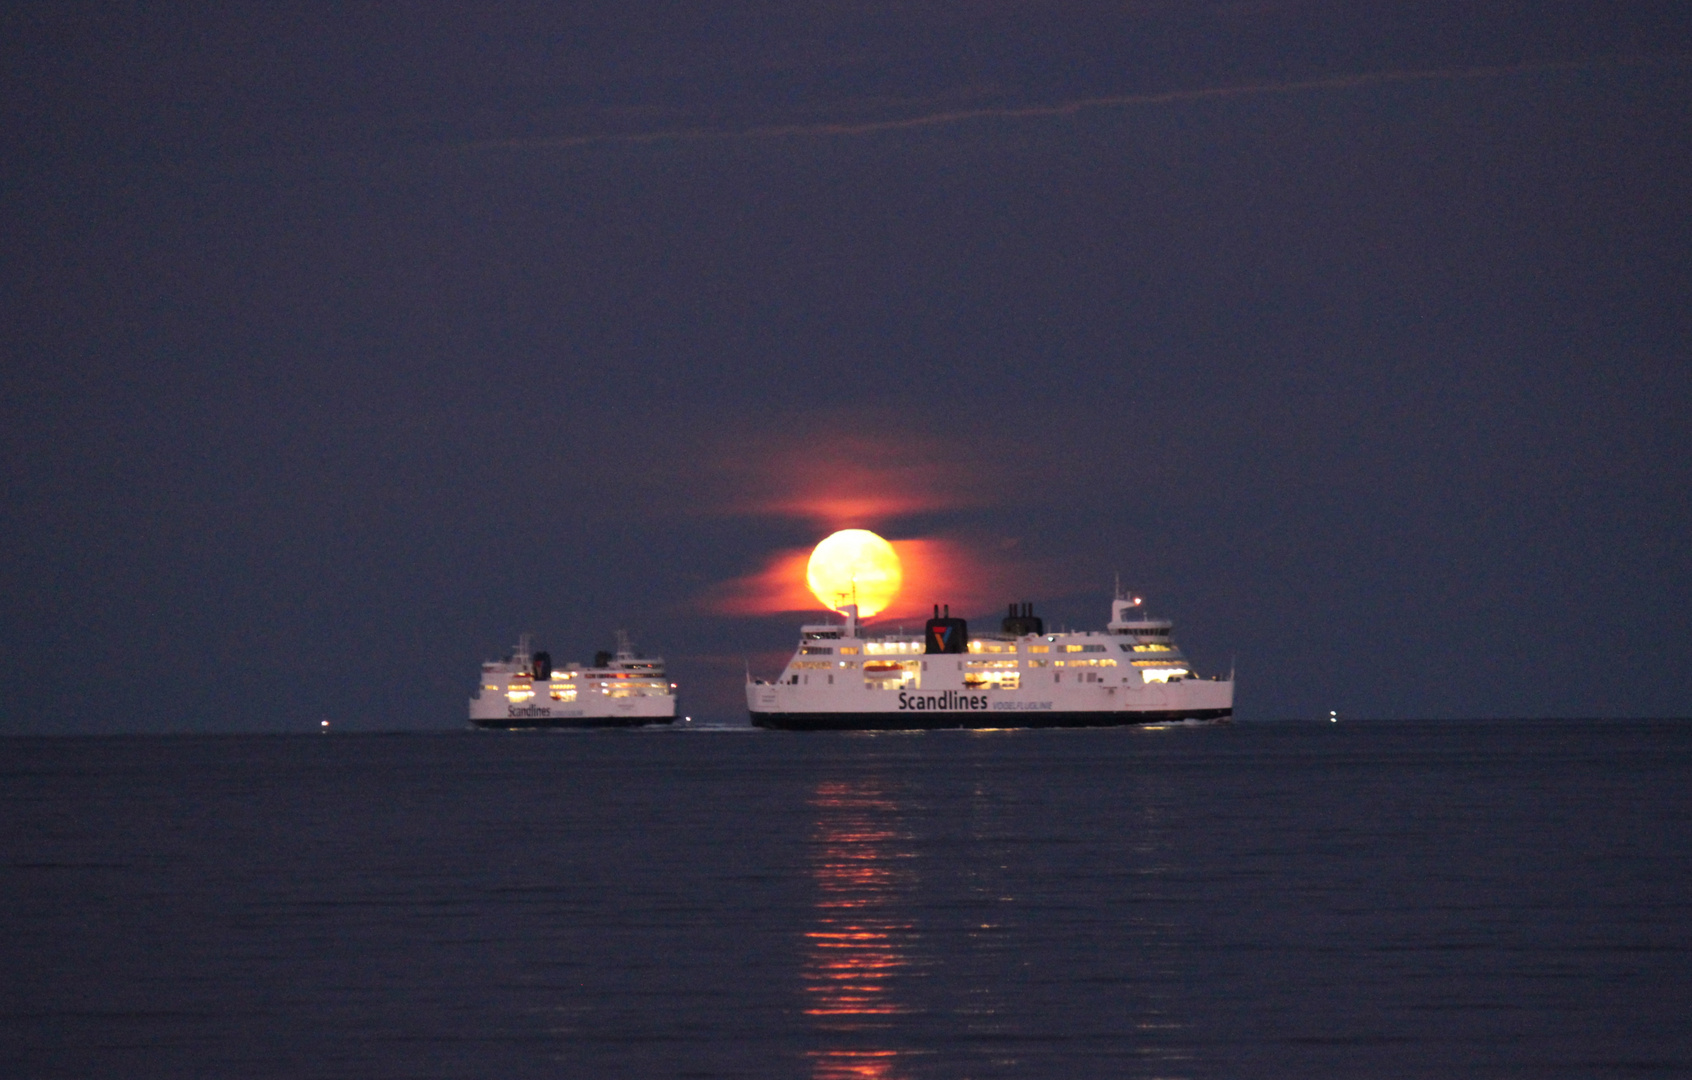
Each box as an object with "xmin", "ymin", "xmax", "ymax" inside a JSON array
[
  {"xmin": 1002, "ymin": 602, "xmax": 1044, "ymax": 637},
  {"xmin": 925, "ymin": 607, "xmax": 968, "ymax": 654}
]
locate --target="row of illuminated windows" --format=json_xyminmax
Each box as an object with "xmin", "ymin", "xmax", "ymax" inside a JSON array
[
  {"xmin": 1128, "ymin": 644, "xmax": 1174, "ymax": 653},
  {"xmin": 864, "ymin": 671, "xmax": 921, "ymax": 690},
  {"xmin": 783, "ymin": 668, "xmax": 1193, "ymax": 688},
  {"xmin": 490, "ymin": 677, "xmax": 595, "ymax": 694},
  {"xmin": 803, "ymin": 640, "xmax": 1137, "ymax": 658},
  {"xmin": 793, "ymin": 657, "xmax": 1133, "ymax": 673},
  {"xmin": 863, "ymin": 660, "xmax": 919, "ymax": 672},
  {"xmin": 509, "ymin": 681, "xmax": 668, "ymax": 699},
  {"xmin": 803, "ymin": 643, "xmax": 908, "ymax": 656}
]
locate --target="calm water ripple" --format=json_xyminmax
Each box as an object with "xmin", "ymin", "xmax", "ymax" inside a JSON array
[{"xmin": 2, "ymin": 720, "xmax": 1689, "ymax": 1078}]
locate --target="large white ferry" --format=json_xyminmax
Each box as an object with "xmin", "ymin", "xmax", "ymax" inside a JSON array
[
  {"xmin": 748, "ymin": 593, "xmax": 1233, "ymax": 730},
  {"xmin": 470, "ymin": 632, "xmax": 676, "ymax": 729}
]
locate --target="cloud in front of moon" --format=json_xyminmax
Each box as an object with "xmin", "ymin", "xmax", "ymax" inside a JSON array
[
  {"xmin": 706, "ymin": 534, "xmax": 1070, "ymax": 622},
  {"xmin": 690, "ymin": 408, "xmax": 1079, "ymax": 619},
  {"xmin": 806, "ymin": 529, "xmax": 902, "ymax": 616}
]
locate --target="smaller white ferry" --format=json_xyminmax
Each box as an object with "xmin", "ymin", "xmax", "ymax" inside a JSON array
[
  {"xmin": 470, "ymin": 632, "xmax": 676, "ymax": 729},
  {"xmin": 748, "ymin": 592, "xmax": 1233, "ymax": 730}
]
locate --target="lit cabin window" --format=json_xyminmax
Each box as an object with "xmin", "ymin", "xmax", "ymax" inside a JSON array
[
  {"xmin": 863, "ymin": 660, "xmax": 920, "ymax": 691},
  {"xmin": 863, "ymin": 641, "xmax": 921, "ymax": 655},
  {"xmin": 1139, "ymin": 667, "xmax": 1190, "ymax": 684},
  {"xmin": 838, "ymin": 647, "xmax": 860, "ymax": 655},
  {"xmin": 1129, "ymin": 644, "xmax": 1174, "ymax": 653},
  {"xmin": 800, "ymin": 646, "xmax": 834, "ymax": 655},
  {"xmin": 965, "ymin": 668, "xmax": 1020, "ymax": 690},
  {"xmin": 1027, "ymin": 645, "xmax": 1050, "ymax": 654}
]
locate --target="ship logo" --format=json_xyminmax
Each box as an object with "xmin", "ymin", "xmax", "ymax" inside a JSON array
[
  {"xmin": 898, "ymin": 691, "xmax": 988, "ymax": 711},
  {"xmin": 929, "ymin": 625, "xmax": 953, "ymax": 650}
]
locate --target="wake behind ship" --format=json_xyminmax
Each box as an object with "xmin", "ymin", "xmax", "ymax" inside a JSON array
[
  {"xmin": 470, "ymin": 632, "xmax": 676, "ymax": 728},
  {"xmin": 748, "ymin": 593, "xmax": 1232, "ymax": 730}
]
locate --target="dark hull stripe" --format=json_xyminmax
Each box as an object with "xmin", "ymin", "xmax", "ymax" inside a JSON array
[
  {"xmin": 749, "ymin": 708, "xmax": 1232, "ymax": 731},
  {"xmin": 471, "ymin": 717, "xmax": 675, "ymax": 730}
]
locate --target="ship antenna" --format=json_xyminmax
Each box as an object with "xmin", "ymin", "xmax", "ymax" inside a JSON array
[{"xmin": 1115, "ymin": 572, "xmax": 1121, "ymax": 601}]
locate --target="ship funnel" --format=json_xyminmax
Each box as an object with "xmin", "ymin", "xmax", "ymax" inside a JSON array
[
  {"xmin": 1002, "ymin": 601, "xmax": 1044, "ymax": 637},
  {"xmin": 926, "ymin": 606, "xmax": 968, "ymax": 654}
]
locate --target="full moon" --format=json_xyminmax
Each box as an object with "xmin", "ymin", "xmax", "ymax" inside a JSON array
[{"xmin": 806, "ymin": 529, "xmax": 903, "ymax": 617}]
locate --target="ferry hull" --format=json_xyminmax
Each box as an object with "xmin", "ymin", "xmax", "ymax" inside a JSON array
[
  {"xmin": 748, "ymin": 595, "xmax": 1233, "ymax": 733},
  {"xmin": 750, "ymin": 707, "xmax": 1232, "ymax": 731},
  {"xmin": 471, "ymin": 714, "xmax": 674, "ymax": 730}
]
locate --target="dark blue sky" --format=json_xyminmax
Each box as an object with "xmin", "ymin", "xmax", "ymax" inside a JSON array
[{"xmin": 4, "ymin": 2, "xmax": 1689, "ymax": 730}]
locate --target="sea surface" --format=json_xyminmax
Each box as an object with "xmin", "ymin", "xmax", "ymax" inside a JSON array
[{"xmin": 3, "ymin": 720, "xmax": 1689, "ymax": 1078}]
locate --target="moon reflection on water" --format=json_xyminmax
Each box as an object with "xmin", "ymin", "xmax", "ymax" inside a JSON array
[{"xmin": 803, "ymin": 779, "xmax": 919, "ymax": 1079}]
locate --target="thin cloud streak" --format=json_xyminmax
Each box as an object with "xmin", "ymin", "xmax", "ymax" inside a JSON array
[
  {"xmin": 687, "ymin": 411, "xmax": 1009, "ymax": 529},
  {"xmin": 470, "ymin": 52, "xmax": 1690, "ymax": 154}
]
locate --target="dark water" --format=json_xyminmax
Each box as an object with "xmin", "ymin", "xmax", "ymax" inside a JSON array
[{"xmin": 4, "ymin": 721, "xmax": 1690, "ymax": 1078}]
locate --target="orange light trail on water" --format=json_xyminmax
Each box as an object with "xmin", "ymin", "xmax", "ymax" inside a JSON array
[
  {"xmin": 801, "ymin": 781, "xmax": 918, "ymax": 1077},
  {"xmin": 806, "ymin": 1049, "xmax": 905, "ymax": 1080}
]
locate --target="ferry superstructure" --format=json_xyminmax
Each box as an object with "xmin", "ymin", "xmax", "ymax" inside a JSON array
[
  {"xmin": 748, "ymin": 594, "xmax": 1232, "ymax": 730},
  {"xmin": 470, "ymin": 632, "xmax": 676, "ymax": 729}
]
